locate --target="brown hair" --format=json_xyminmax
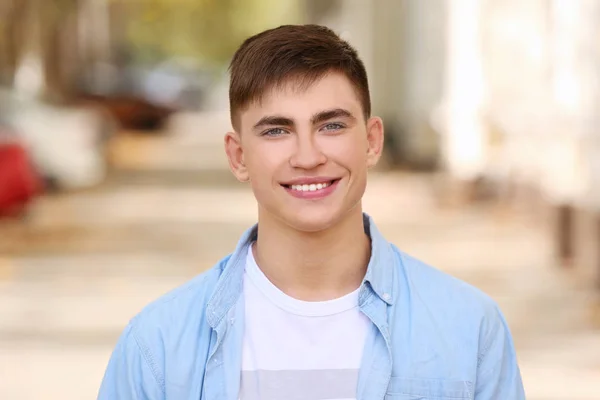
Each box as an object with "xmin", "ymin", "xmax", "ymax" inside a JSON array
[{"xmin": 228, "ymin": 24, "xmax": 371, "ymax": 129}]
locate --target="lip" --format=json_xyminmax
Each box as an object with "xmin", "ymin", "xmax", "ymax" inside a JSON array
[
  {"xmin": 281, "ymin": 177, "xmax": 341, "ymax": 200},
  {"xmin": 280, "ymin": 176, "xmax": 340, "ymax": 186}
]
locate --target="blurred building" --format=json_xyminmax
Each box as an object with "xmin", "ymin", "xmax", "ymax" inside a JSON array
[
  {"xmin": 304, "ymin": 0, "xmax": 445, "ymax": 170},
  {"xmin": 304, "ymin": 0, "xmax": 600, "ymax": 288},
  {"xmin": 3, "ymin": 0, "xmax": 600, "ymax": 288}
]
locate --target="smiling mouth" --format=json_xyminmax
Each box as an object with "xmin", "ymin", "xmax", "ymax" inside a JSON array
[{"xmin": 281, "ymin": 179, "xmax": 340, "ymax": 192}]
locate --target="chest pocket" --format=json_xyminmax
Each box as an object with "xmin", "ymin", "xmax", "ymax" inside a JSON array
[{"xmin": 385, "ymin": 377, "xmax": 473, "ymax": 399}]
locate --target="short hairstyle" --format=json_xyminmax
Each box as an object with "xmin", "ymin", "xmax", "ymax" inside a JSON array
[{"xmin": 228, "ymin": 24, "xmax": 371, "ymax": 129}]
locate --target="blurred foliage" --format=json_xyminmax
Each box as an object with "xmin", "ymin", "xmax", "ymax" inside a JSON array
[
  {"xmin": 125, "ymin": 0, "xmax": 302, "ymax": 67},
  {"xmin": 0, "ymin": 0, "xmax": 303, "ymax": 93}
]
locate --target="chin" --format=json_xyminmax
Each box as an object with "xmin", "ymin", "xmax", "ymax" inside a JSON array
[
  {"xmin": 281, "ymin": 207, "xmax": 347, "ymax": 233},
  {"xmin": 288, "ymin": 218, "xmax": 336, "ymax": 233},
  {"xmin": 257, "ymin": 184, "xmax": 364, "ymax": 233}
]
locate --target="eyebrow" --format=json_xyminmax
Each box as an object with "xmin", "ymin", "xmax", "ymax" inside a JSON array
[
  {"xmin": 253, "ymin": 116, "xmax": 294, "ymax": 130},
  {"xmin": 252, "ymin": 108, "xmax": 356, "ymax": 131},
  {"xmin": 310, "ymin": 108, "xmax": 355, "ymax": 125}
]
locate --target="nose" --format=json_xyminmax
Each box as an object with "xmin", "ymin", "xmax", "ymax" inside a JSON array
[{"xmin": 289, "ymin": 133, "xmax": 327, "ymax": 170}]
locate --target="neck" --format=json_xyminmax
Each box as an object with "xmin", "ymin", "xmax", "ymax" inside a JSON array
[{"xmin": 253, "ymin": 206, "xmax": 371, "ymax": 301}]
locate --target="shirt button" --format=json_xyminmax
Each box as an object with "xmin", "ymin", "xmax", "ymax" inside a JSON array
[{"xmin": 382, "ymin": 293, "xmax": 391, "ymax": 301}]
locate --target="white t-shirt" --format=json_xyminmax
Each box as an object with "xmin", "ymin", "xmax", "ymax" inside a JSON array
[{"xmin": 241, "ymin": 245, "xmax": 371, "ymax": 400}]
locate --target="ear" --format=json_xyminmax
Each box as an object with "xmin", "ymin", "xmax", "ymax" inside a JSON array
[
  {"xmin": 366, "ymin": 116, "xmax": 384, "ymax": 168},
  {"xmin": 224, "ymin": 131, "xmax": 249, "ymax": 182}
]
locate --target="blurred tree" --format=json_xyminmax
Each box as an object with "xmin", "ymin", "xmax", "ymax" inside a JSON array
[
  {"xmin": 125, "ymin": 0, "xmax": 301, "ymax": 67},
  {"xmin": 0, "ymin": 0, "xmax": 301, "ymax": 100},
  {"xmin": 304, "ymin": 0, "xmax": 342, "ymax": 22},
  {"xmin": 0, "ymin": 0, "xmax": 81, "ymax": 99},
  {"xmin": 0, "ymin": 0, "xmax": 28, "ymax": 87},
  {"xmin": 42, "ymin": 0, "xmax": 81, "ymax": 101}
]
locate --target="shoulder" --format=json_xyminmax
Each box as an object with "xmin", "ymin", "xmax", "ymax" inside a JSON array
[
  {"xmin": 385, "ymin": 247, "xmax": 521, "ymax": 389},
  {"xmin": 391, "ymin": 245, "xmax": 502, "ymax": 325},
  {"xmin": 127, "ymin": 254, "xmax": 231, "ymax": 339},
  {"xmin": 99, "ymin": 255, "xmax": 232, "ymax": 397}
]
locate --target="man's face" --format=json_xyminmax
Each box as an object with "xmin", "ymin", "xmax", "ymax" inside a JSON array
[{"xmin": 225, "ymin": 72, "xmax": 384, "ymax": 232}]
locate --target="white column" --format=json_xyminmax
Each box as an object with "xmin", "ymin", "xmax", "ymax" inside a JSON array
[
  {"xmin": 441, "ymin": 0, "xmax": 486, "ymax": 181},
  {"xmin": 576, "ymin": 0, "xmax": 600, "ymax": 211},
  {"xmin": 542, "ymin": 0, "xmax": 592, "ymax": 205}
]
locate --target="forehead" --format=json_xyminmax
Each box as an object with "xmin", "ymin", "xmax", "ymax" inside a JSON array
[{"xmin": 239, "ymin": 73, "xmax": 363, "ymax": 129}]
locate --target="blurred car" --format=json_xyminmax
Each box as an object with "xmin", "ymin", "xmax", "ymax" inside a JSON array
[
  {"xmin": 77, "ymin": 93, "xmax": 174, "ymax": 132},
  {"xmin": 0, "ymin": 126, "xmax": 43, "ymax": 217},
  {"xmin": 0, "ymin": 88, "xmax": 115, "ymax": 191},
  {"xmin": 140, "ymin": 58, "xmax": 213, "ymax": 111},
  {"xmin": 75, "ymin": 58, "xmax": 212, "ymax": 132}
]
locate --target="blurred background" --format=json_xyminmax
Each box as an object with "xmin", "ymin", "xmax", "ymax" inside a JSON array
[{"xmin": 1, "ymin": 0, "xmax": 600, "ymax": 398}]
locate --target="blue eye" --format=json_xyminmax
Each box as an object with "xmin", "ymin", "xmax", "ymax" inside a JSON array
[
  {"xmin": 322, "ymin": 123, "xmax": 344, "ymax": 131},
  {"xmin": 262, "ymin": 128, "xmax": 288, "ymax": 137}
]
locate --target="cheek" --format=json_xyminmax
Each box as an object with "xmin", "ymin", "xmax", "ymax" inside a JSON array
[
  {"xmin": 245, "ymin": 143, "xmax": 288, "ymax": 181},
  {"xmin": 322, "ymin": 135, "xmax": 368, "ymax": 165}
]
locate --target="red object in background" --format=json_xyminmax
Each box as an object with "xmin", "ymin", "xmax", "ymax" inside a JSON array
[{"xmin": 0, "ymin": 142, "xmax": 43, "ymax": 217}]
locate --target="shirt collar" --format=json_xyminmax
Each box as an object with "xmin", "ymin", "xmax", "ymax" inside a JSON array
[
  {"xmin": 362, "ymin": 213, "xmax": 395, "ymax": 305},
  {"xmin": 206, "ymin": 213, "xmax": 394, "ymax": 327}
]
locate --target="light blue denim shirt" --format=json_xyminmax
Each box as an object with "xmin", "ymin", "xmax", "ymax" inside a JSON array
[{"xmin": 98, "ymin": 214, "xmax": 525, "ymax": 399}]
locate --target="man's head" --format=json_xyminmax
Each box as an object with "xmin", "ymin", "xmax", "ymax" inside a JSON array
[
  {"xmin": 228, "ymin": 24, "xmax": 371, "ymax": 128},
  {"xmin": 225, "ymin": 24, "xmax": 384, "ymax": 232}
]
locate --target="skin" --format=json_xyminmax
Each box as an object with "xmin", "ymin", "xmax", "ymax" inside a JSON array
[{"xmin": 224, "ymin": 72, "xmax": 384, "ymax": 301}]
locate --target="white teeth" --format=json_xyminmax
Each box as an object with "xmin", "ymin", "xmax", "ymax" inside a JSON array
[{"xmin": 290, "ymin": 182, "xmax": 331, "ymax": 192}]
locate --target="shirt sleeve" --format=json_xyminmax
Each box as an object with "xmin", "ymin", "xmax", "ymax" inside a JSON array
[
  {"xmin": 475, "ymin": 305, "xmax": 526, "ymax": 399},
  {"xmin": 97, "ymin": 323, "xmax": 165, "ymax": 400}
]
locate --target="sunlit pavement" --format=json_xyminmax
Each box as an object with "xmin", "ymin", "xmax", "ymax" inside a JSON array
[{"xmin": 1, "ymin": 130, "xmax": 599, "ymax": 399}]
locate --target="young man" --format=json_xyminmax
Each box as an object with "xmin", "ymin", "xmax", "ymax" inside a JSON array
[{"xmin": 98, "ymin": 25, "xmax": 525, "ymax": 399}]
